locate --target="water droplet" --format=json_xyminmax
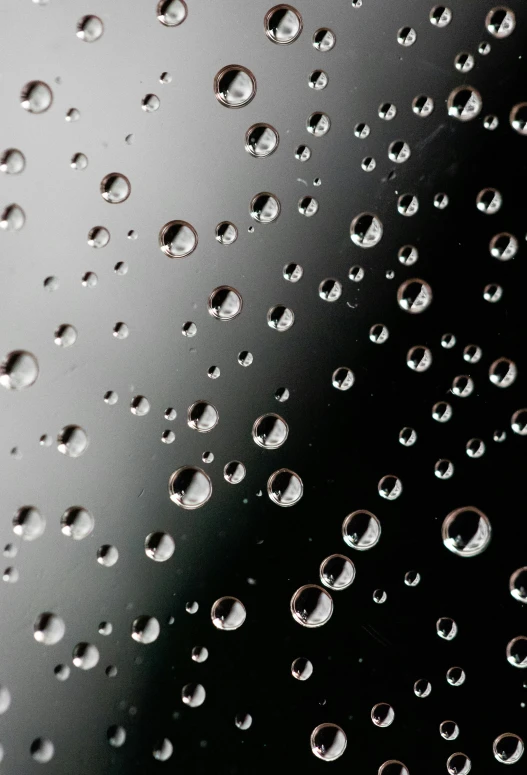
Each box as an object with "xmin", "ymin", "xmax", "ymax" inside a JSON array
[
  {"xmin": 447, "ymin": 753, "xmax": 471, "ymax": 774},
  {"xmin": 371, "ymin": 703, "xmax": 395, "ymax": 727},
  {"xmin": 442, "ymin": 506, "xmax": 491, "ymax": 556},
  {"xmin": 342, "ymin": 510, "xmax": 380, "ymax": 550},
  {"xmin": 0, "ymin": 203, "xmax": 25, "ymax": 231},
  {"xmin": 245, "ymin": 123, "xmax": 279, "ymax": 157},
  {"xmin": 440, "ymin": 720, "xmax": 460, "ymax": 740},
  {"xmin": 319, "ymin": 278, "xmax": 342, "ymax": 301},
  {"xmin": 187, "ymin": 401, "xmax": 219, "ymax": 432},
  {"xmin": 486, "ymin": 7, "xmax": 515, "ymax": 38},
  {"xmin": 378, "ymin": 475, "xmax": 403, "ymax": 500},
  {"xmin": 235, "ymin": 712, "xmax": 252, "ymax": 730},
  {"xmin": 54, "ymin": 664, "xmax": 70, "ymax": 681},
  {"xmin": 512, "ymin": 409, "xmax": 527, "ymax": 435},
  {"xmin": 0, "ymin": 148, "xmax": 25, "ymax": 174},
  {"xmin": 268, "ymin": 469, "xmax": 303, "ymax": 505},
  {"xmin": 484, "ymin": 283, "xmax": 503, "ymax": 302},
  {"xmin": 214, "ymin": 65, "xmax": 256, "ymax": 108},
  {"xmin": 283, "ymin": 263, "xmax": 303, "ymax": 282},
  {"xmin": 349, "ymin": 265, "xmax": 365, "ymax": 282},
  {"xmin": 211, "ymin": 597, "xmax": 246, "ymax": 630},
  {"xmin": 169, "ymin": 466, "xmax": 212, "ymax": 509},
  {"xmin": 397, "ymin": 193, "xmax": 419, "ymax": 216},
  {"xmin": 446, "ymin": 666, "xmax": 466, "ymax": 686},
  {"xmin": 292, "ymin": 657, "xmax": 313, "ymax": 680},
  {"xmin": 14, "ymin": 506, "xmax": 46, "ymax": 542},
  {"xmin": 413, "ymin": 94, "xmax": 434, "ymax": 116},
  {"xmin": 490, "ymin": 232, "xmax": 518, "ymax": 261},
  {"xmin": 489, "ymin": 357, "xmax": 517, "ymax": 387},
  {"xmin": 2, "ymin": 568, "xmax": 18, "ymax": 584},
  {"xmin": 310, "ymin": 723, "xmax": 346, "ymax": 761},
  {"xmin": 291, "ymin": 585, "xmax": 333, "ymax": 628},
  {"xmin": 160, "ymin": 71, "xmax": 172, "ymax": 83},
  {"xmin": 54, "ymin": 324, "xmax": 77, "ymax": 348},
  {"xmin": 267, "ymin": 304, "xmax": 294, "ymax": 331},
  {"xmin": 157, "ymin": 0, "xmax": 187, "ymax": 26},
  {"xmin": 507, "ymin": 636, "xmax": 527, "ymax": 667},
  {"xmin": 275, "ymin": 387, "xmax": 289, "ymax": 402},
  {"xmin": 145, "ymin": 532, "xmax": 175, "ymax": 562},
  {"xmin": 131, "ymin": 615, "xmax": 160, "ymax": 644},
  {"xmin": 361, "ymin": 156, "xmax": 376, "ymax": 172},
  {"xmin": 379, "ymin": 762, "xmax": 409, "ymax": 775},
  {"xmin": 404, "ymin": 570, "xmax": 421, "ymax": 586},
  {"xmin": 476, "ymin": 188, "xmax": 503, "ymax": 215},
  {"xmin": 455, "ymin": 52, "xmax": 475, "ymax": 73},
  {"xmin": 97, "ymin": 544, "xmax": 119, "ymax": 567},
  {"xmin": 510, "ymin": 102, "xmax": 527, "ymax": 135},
  {"xmin": 414, "ymin": 678, "xmax": 432, "ymax": 697},
  {"xmin": 479, "ymin": 41, "xmax": 492, "ymax": 55},
  {"xmin": 87, "ymin": 226, "xmax": 110, "ymax": 249},
  {"xmin": 161, "ymin": 430, "xmax": 175, "ymax": 444},
  {"xmin": 430, "ymin": 5, "xmax": 452, "ymax": 26},
  {"xmin": 252, "ymin": 414, "xmax": 288, "ymax": 449},
  {"xmin": 451, "ymin": 375, "xmax": 474, "ymax": 397},
  {"xmin": 312, "ymin": 28, "xmax": 336, "ymax": 52},
  {"xmin": 484, "ymin": 113, "xmax": 499, "ymax": 130},
  {"xmin": 398, "ymin": 26, "xmax": 416, "ymax": 46},
  {"xmin": 0, "ymin": 350, "xmax": 38, "ymax": 390},
  {"xmin": 191, "ymin": 646, "xmax": 208, "ymax": 663},
  {"xmin": 141, "ymin": 93, "xmax": 160, "ymax": 112},
  {"xmin": 159, "ymin": 220, "xmax": 197, "ymax": 258},
  {"xmin": 407, "ymin": 345, "xmax": 432, "ymax": 372},
  {"xmin": 493, "ymin": 733, "xmax": 524, "ymax": 763},
  {"xmin": 208, "ymin": 365, "xmax": 221, "ymax": 379},
  {"xmin": 295, "ymin": 144, "xmax": 311, "ymax": 161},
  {"xmin": 265, "ymin": 5, "xmax": 302, "ymax": 44},
  {"xmin": 30, "ymin": 738, "xmax": 54, "ymax": 763},
  {"xmin": 153, "ymin": 738, "xmax": 173, "ymax": 761},
  {"xmin": 34, "ymin": 613, "xmax": 65, "ymax": 645},
  {"xmin": 437, "ymin": 617, "xmax": 458, "ymax": 640},
  {"xmin": 447, "ymin": 86, "xmax": 482, "ymax": 121},
  {"xmin": 65, "ymin": 107, "xmax": 80, "ymax": 122},
  {"xmin": 435, "ymin": 459, "xmax": 455, "ymax": 479},
  {"xmin": 398, "ymin": 278, "xmax": 432, "ymax": 314},
  {"xmin": 21, "ymin": 81, "xmax": 52, "ymax": 113},
  {"xmin": 389, "ymin": 141, "xmax": 411, "ymax": 163},
  {"xmin": 76, "ymin": 15, "xmax": 103, "ymax": 42},
  {"xmin": 510, "ymin": 567, "xmax": 527, "ymax": 603},
  {"xmin": 307, "ymin": 112, "xmax": 331, "ymax": 137},
  {"xmin": 60, "ymin": 507, "xmax": 94, "ymax": 540},
  {"xmin": 100, "ymin": 173, "xmax": 131, "ymax": 204},
  {"xmin": 130, "ymin": 396, "xmax": 150, "ymax": 417},
  {"xmin": 208, "ymin": 287, "xmax": 243, "ymax": 321},
  {"xmin": 354, "ymin": 122, "xmax": 370, "ymax": 138},
  {"xmin": 70, "ymin": 152, "xmax": 88, "ymax": 171},
  {"xmin": 224, "ymin": 461, "xmax": 246, "ymax": 484},
  {"xmin": 238, "ymin": 351, "xmax": 253, "ymax": 366},
  {"xmin": 373, "ymin": 589, "xmax": 388, "ymax": 604},
  {"xmin": 466, "ymin": 438, "xmax": 485, "ymax": 458},
  {"xmin": 298, "ymin": 196, "xmax": 318, "ymax": 216},
  {"xmin": 57, "ymin": 425, "xmax": 88, "ymax": 457},
  {"xmin": 107, "ymin": 725, "xmax": 126, "ymax": 748},
  {"xmin": 72, "ymin": 642, "xmax": 99, "ymax": 669},
  {"xmin": 434, "ymin": 192, "xmax": 449, "ymax": 209},
  {"xmin": 320, "ymin": 554, "xmax": 355, "ymax": 590},
  {"xmin": 350, "ymin": 213, "xmax": 383, "ymax": 248},
  {"xmin": 309, "ymin": 69, "xmax": 328, "ymax": 90}
]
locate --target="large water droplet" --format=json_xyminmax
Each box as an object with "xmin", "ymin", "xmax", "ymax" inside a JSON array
[
  {"xmin": 169, "ymin": 466, "xmax": 212, "ymax": 509},
  {"xmin": 291, "ymin": 585, "xmax": 333, "ymax": 627}
]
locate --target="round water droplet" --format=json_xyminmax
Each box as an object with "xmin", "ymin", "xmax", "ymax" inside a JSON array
[
  {"xmin": 298, "ymin": 196, "xmax": 318, "ymax": 217},
  {"xmin": 451, "ymin": 375, "xmax": 474, "ymax": 397},
  {"xmin": 54, "ymin": 324, "xmax": 77, "ymax": 348},
  {"xmin": 268, "ymin": 469, "xmax": 303, "ymax": 506},
  {"xmin": 405, "ymin": 570, "xmax": 420, "ymax": 586},
  {"xmin": 208, "ymin": 287, "xmax": 243, "ymax": 320},
  {"xmin": 398, "ymin": 26, "xmax": 416, "ymax": 46},
  {"xmin": 349, "ymin": 265, "xmax": 365, "ymax": 281},
  {"xmin": 57, "ymin": 425, "xmax": 88, "ymax": 457},
  {"xmin": 434, "ymin": 192, "xmax": 449, "ymax": 209},
  {"xmin": 153, "ymin": 738, "xmax": 173, "ymax": 761},
  {"xmin": 283, "ymin": 263, "xmax": 303, "ymax": 282},
  {"xmin": 131, "ymin": 616, "xmax": 160, "ymax": 645},
  {"xmin": 399, "ymin": 427, "xmax": 416, "ymax": 446},
  {"xmin": 214, "ymin": 65, "xmax": 256, "ymax": 108},
  {"xmin": 489, "ymin": 357, "xmax": 517, "ymax": 387},
  {"xmin": 490, "ymin": 232, "xmax": 518, "ymax": 261},
  {"xmin": 442, "ymin": 507, "xmax": 491, "ymax": 556},
  {"xmin": 72, "ymin": 642, "xmax": 99, "ymax": 669},
  {"xmin": 448, "ymin": 86, "xmax": 482, "ymax": 121},
  {"xmin": 371, "ymin": 703, "xmax": 394, "ymax": 727},
  {"xmin": 157, "ymin": 0, "xmax": 187, "ymax": 26},
  {"xmin": 238, "ymin": 351, "xmax": 253, "ymax": 367},
  {"xmin": 389, "ymin": 141, "xmax": 411, "ymax": 163},
  {"xmin": 437, "ymin": 617, "xmax": 458, "ymax": 641},
  {"xmin": 312, "ymin": 28, "xmax": 336, "ymax": 52},
  {"xmin": 169, "ymin": 466, "xmax": 212, "ymax": 509},
  {"xmin": 309, "ymin": 69, "xmax": 328, "ymax": 90},
  {"xmin": 307, "ymin": 112, "xmax": 331, "ymax": 137},
  {"xmin": 510, "ymin": 567, "xmax": 527, "ymax": 603},
  {"xmin": 379, "ymin": 762, "xmax": 409, "ymax": 775},
  {"xmin": 455, "ymin": 52, "xmax": 475, "ymax": 73},
  {"xmin": 54, "ymin": 664, "xmax": 70, "ymax": 681},
  {"xmin": 145, "ymin": 532, "xmax": 175, "ymax": 562},
  {"xmin": 466, "ymin": 438, "xmax": 485, "ymax": 458},
  {"xmin": 378, "ymin": 475, "xmax": 403, "ymax": 500},
  {"xmin": 215, "ymin": 221, "xmax": 238, "ymax": 245},
  {"xmin": 354, "ymin": 122, "xmax": 370, "ymax": 138},
  {"xmin": 440, "ymin": 720, "xmax": 460, "ymax": 740},
  {"xmin": 130, "ymin": 396, "xmax": 150, "ymax": 417},
  {"xmin": 267, "ymin": 305, "xmax": 294, "ymax": 331},
  {"xmin": 87, "ymin": 226, "xmax": 110, "ymax": 248},
  {"xmin": 332, "ymin": 367, "xmax": 355, "ymax": 390},
  {"xmin": 507, "ymin": 636, "xmax": 527, "ymax": 667},
  {"xmin": 97, "ymin": 545, "xmax": 118, "ymax": 567},
  {"xmin": 512, "ymin": 409, "xmax": 527, "ymax": 435},
  {"xmin": 76, "ymin": 15, "xmax": 103, "ymax": 42},
  {"xmin": 407, "ymin": 345, "xmax": 432, "ymax": 372},
  {"xmin": 413, "ymin": 95, "xmax": 434, "ymax": 116},
  {"xmin": 319, "ymin": 278, "xmax": 341, "ymax": 301},
  {"xmin": 159, "ymin": 220, "xmax": 197, "ymax": 257},
  {"xmin": 291, "ymin": 585, "xmax": 333, "ymax": 628},
  {"xmin": 476, "ymin": 188, "xmax": 503, "ymax": 217},
  {"xmin": 181, "ymin": 683, "xmax": 206, "ymax": 707},
  {"xmin": 245, "ymin": 124, "xmax": 279, "ymax": 157},
  {"xmin": 107, "ymin": 725, "xmax": 126, "ymax": 748},
  {"xmin": 435, "ymin": 459, "xmax": 455, "ymax": 479},
  {"xmin": 310, "ymin": 723, "xmax": 346, "ymax": 761},
  {"xmin": 224, "ymin": 461, "xmax": 246, "ymax": 484},
  {"xmin": 510, "ymin": 103, "xmax": 527, "ymax": 135},
  {"xmin": 100, "ymin": 173, "xmax": 130, "ymax": 204},
  {"xmin": 21, "ymin": 81, "xmax": 52, "ymax": 113},
  {"xmin": 463, "ymin": 344, "xmax": 482, "ymax": 364},
  {"xmin": 0, "ymin": 350, "xmax": 38, "ymax": 390},
  {"xmin": 447, "ymin": 753, "xmax": 471, "ymax": 774},
  {"xmin": 275, "ymin": 387, "xmax": 289, "ymax": 401},
  {"xmin": 0, "ymin": 204, "xmax": 25, "ymax": 231},
  {"xmin": 191, "ymin": 646, "xmax": 208, "ymax": 663},
  {"xmin": 0, "ymin": 148, "xmax": 25, "ymax": 174},
  {"xmin": 252, "ymin": 414, "xmax": 288, "ymax": 449},
  {"xmin": 379, "ymin": 102, "xmax": 397, "ymax": 121},
  {"xmin": 34, "ymin": 613, "xmax": 65, "ymax": 645},
  {"xmin": 142, "ymin": 93, "xmax": 160, "ymax": 112},
  {"xmin": 397, "ymin": 193, "xmax": 419, "ymax": 216},
  {"xmin": 373, "ymin": 589, "xmax": 388, "ymax": 604},
  {"xmin": 295, "ymin": 144, "xmax": 311, "ymax": 161},
  {"xmin": 250, "ymin": 193, "xmax": 280, "ymax": 223},
  {"xmin": 486, "ymin": 7, "xmax": 515, "ymax": 39},
  {"xmin": 320, "ymin": 554, "xmax": 355, "ymax": 590},
  {"xmin": 264, "ymin": 5, "xmax": 302, "ymax": 44},
  {"xmin": 398, "ymin": 279, "xmax": 432, "ymax": 313},
  {"xmin": 187, "ymin": 401, "xmax": 219, "ymax": 433},
  {"xmin": 430, "ymin": 5, "xmax": 452, "ymax": 26},
  {"xmin": 446, "ymin": 666, "xmax": 466, "ymax": 686},
  {"xmin": 292, "ymin": 657, "xmax": 313, "ymax": 680},
  {"xmin": 414, "ymin": 678, "xmax": 432, "ymax": 697},
  {"xmin": 211, "ymin": 597, "xmax": 246, "ymax": 630},
  {"xmin": 361, "ymin": 156, "xmax": 376, "ymax": 172},
  {"xmin": 30, "ymin": 738, "xmax": 54, "ymax": 763},
  {"xmin": 60, "ymin": 507, "xmax": 94, "ymax": 540},
  {"xmin": 398, "ymin": 245, "xmax": 419, "ymax": 266},
  {"xmin": 342, "ymin": 510, "xmax": 381, "ymax": 550},
  {"xmin": 350, "ymin": 213, "xmax": 383, "ymax": 248},
  {"xmin": 484, "ymin": 283, "xmax": 503, "ymax": 302},
  {"xmin": 493, "ymin": 733, "xmax": 524, "ymax": 764},
  {"xmin": 370, "ymin": 324, "xmax": 389, "ymax": 344},
  {"xmin": 235, "ymin": 712, "xmax": 252, "ymax": 730}
]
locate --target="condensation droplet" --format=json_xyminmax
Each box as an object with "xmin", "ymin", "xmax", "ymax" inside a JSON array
[
  {"xmin": 61, "ymin": 507, "xmax": 94, "ymax": 540},
  {"xmin": 430, "ymin": 6, "xmax": 452, "ymax": 27},
  {"xmin": 21, "ymin": 81, "xmax": 53, "ymax": 113},
  {"xmin": 442, "ymin": 506, "xmax": 491, "ymax": 556},
  {"xmin": 0, "ymin": 203, "xmax": 25, "ymax": 231},
  {"xmin": 292, "ymin": 657, "xmax": 313, "ymax": 680},
  {"xmin": 0, "ymin": 148, "xmax": 25, "ymax": 174},
  {"xmin": 342, "ymin": 510, "xmax": 380, "ymax": 550},
  {"xmin": 312, "ymin": 28, "xmax": 336, "ymax": 52},
  {"xmin": 264, "ymin": 5, "xmax": 303, "ymax": 44},
  {"xmin": 13, "ymin": 506, "xmax": 45, "ymax": 540},
  {"xmin": 298, "ymin": 196, "xmax": 318, "ymax": 217},
  {"xmin": 250, "ymin": 193, "xmax": 280, "ymax": 223},
  {"xmin": 30, "ymin": 738, "xmax": 54, "ymax": 763},
  {"xmin": 320, "ymin": 554, "xmax": 355, "ymax": 590},
  {"xmin": 157, "ymin": 0, "xmax": 187, "ymax": 26},
  {"xmin": 214, "ymin": 65, "xmax": 256, "ymax": 108},
  {"xmin": 510, "ymin": 567, "xmax": 527, "ymax": 603},
  {"xmin": 97, "ymin": 545, "xmax": 119, "ymax": 567},
  {"xmin": 446, "ymin": 666, "xmax": 466, "ymax": 686},
  {"xmin": 100, "ymin": 173, "xmax": 131, "ymax": 204},
  {"xmin": 486, "ymin": 7, "xmax": 515, "ymax": 39},
  {"xmin": 451, "ymin": 375, "xmax": 474, "ymax": 397},
  {"xmin": 131, "ymin": 616, "xmax": 160, "ymax": 645},
  {"xmin": 506, "ymin": 636, "xmax": 527, "ymax": 668},
  {"xmin": 291, "ymin": 585, "xmax": 333, "ymax": 627},
  {"xmin": 413, "ymin": 95, "xmax": 434, "ymax": 117},
  {"xmin": 159, "ymin": 220, "xmax": 197, "ymax": 257},
  {"xmin": 268, "ymin": 469, "xmax": 303, "ymax": 506},
  {"xmin": 211, "ymin": 597, "xmax": 246, "ymax": 630},
  {"xmin": 397, "ymin": 193, "xmax": 419, "ymax": 216},
  {"xmin": 493, "ymin": 733, "xmax": 524, "ymax": 764},
  {"xmin": 414, "ymin": 678, "xmax": 432, "ymax": 697},
  {"xmin": 267, "ymin": 305, "xmax": 294, "ymax": 331},
  {"xmin": 447, "ymin": 86, "xmax": 482, "ymax": 121},
  {"xmin": 378, "ymin": 475, "xmax": 403, "ymax": 500},
  {"xmin": 34, "ymin": 613, "xmax": 65, "ymax": 645},
  {"xmin": 440, "ymin": 720, "xmax": 460, "ymax": 740},
  {"xmin": 169, "ymin": 466, "xmax": 212, "ymax": 509},
  {"xmin": 447, "ymin": 753, "xmax": 471, "ymax": 775},
  {"xmin": 371, "ymin": 703, "xmax": 395, "ymax": 727},
  {"xmin": 398, "ymin": 26, "xmax": 416, "ymax": 46},
  {"xmin": 350, "ymin": 213, "xmax": 383, "ymax": 248},
  {"xmin": 437, "ymin": 617, "xmax": 458, "ymax": 641},
  {"xmin": 307, "ymin": 112, "xmax": 331, "ymax": 137},
  {"xmin": 0, "ymin": 350, "xmax": 39, "ymax": 390},
  {"xmin": 76, "ymin": 15, "xmax": 103, "ymax": 42},
  {"xmin": 72, "ymin": 642, "xmax": 99, "ymax": 669},
  {"xmin": 407, "ymin": 345, "xmax": 432, "ymax": 372},
  {"xmin": 310, "ymin": 723, "xmax": 346, "ymax": 761},
  {"xmin": 216, "ymin": 222, "xmax": 238, "ymax": 244},
  {"xmin": 145, "ymin": 532, "xmax": 175, "ymax": 562},
  {"xmin": 245, "ymin": 124, "xmax": 279, "ymax": 157},
  {"xmin": 398, "ymin": 278, "xmax": 433, "ymax": 313}
]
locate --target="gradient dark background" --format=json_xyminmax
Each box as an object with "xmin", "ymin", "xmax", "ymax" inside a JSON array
[{"xmin": 1, "ymin": 0, "xmax": 526, "ymax": 772}]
